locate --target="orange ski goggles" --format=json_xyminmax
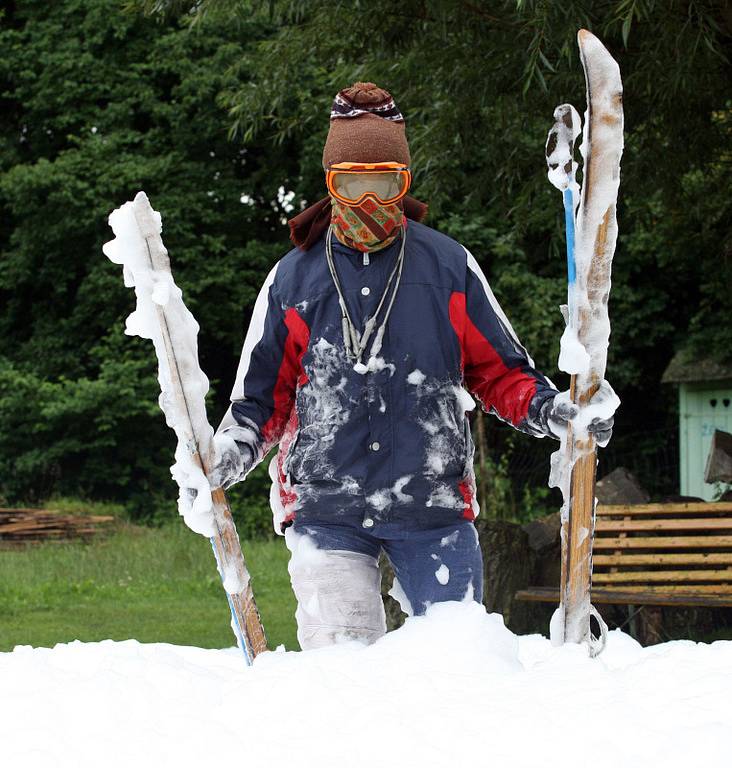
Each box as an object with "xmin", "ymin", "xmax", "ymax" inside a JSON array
[{"xmin": 326, "ymin": 161, "xmax": 412, "ymax": 207}]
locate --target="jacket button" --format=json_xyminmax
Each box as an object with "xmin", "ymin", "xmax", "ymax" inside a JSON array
[
  {"xmin": 362, "ymin": 518, "xmax": 375, "ymax": 528},
  {"xmin": 361, "ymin": 286, "xmax": 370, "ymax": 296},
  {"xmin": 370, "ymin": 441, "xmax": 380, "ymax": 451}
]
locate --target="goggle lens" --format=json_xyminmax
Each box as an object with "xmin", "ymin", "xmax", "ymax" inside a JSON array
[
  {"xmin": 327, "ymin": 164, "xmax": 411, "ymax": 206},
  {"xmin": 332, "ymin": 171, "xmax": 406, "ymax": 203}
]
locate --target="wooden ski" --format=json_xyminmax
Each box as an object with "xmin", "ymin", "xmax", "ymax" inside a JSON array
[{"xmin": 105, "ymin": 192, "xmax": 267, "ymax": 663}]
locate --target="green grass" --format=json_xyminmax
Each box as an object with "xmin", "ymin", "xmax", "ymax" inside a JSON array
[{"xmin": 0, "ymin": 524, "xmax": 298, "ymax": 652}]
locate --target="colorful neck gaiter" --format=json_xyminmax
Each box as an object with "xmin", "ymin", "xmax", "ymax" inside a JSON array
[{"xmin": 330, "ymin": 197, "xmax": 405, "ymax": 252}]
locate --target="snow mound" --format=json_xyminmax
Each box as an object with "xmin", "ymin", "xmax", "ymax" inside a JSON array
[{"xmin": 2, "ymin": 602, "xmax": 731, "ymax": 767}]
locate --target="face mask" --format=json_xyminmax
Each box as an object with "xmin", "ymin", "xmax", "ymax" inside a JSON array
[{"xmin": 330, "ymin": 197, "xmax": 404, "ymax": 252}]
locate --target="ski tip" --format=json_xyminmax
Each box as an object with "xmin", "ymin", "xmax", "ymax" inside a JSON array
[
  {"xmin": 577, "ymin": 28, "xmax": 592, "ymax": 44},
  {"xmin": 577, "ymin": 28, "xmax": 607, "ymax": 55},
  {"xmin": 577, "ymin": 28, "xmax": 617, "ymax": 63},
  {"xmin": 131, "ymin": 191, "xmax": 162, "ymax": 238},
  {"xmin": 576, "ymin": 28, "xmax": 623, "ymax": 93}
]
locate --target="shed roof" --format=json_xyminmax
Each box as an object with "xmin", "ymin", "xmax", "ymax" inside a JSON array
[{"xmin": 662, "ymin": 350, "xmax": 732, "ymax": 384}]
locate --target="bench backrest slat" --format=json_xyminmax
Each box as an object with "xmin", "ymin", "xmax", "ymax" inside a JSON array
[
  {"xmin": 596, "ymin": 502, "xmax": 732, "ymax": 516},
  {"xmin": 595, "ymin": 535, "xmax": 732, "ymax": 549},
  {"xmin": 596, "ymin": 518, "xmax": 732, "ymax": 532},
  {"xmin": 594, "ymin": 569, "xmax": 732, "ymax": 584},
  {"xmin": 592, "ymin": 584, "xmax": 732, "ymax": 594},
  {"xmin": 594, "ymin": 553, "xmax": 732, "ymax": 566}
]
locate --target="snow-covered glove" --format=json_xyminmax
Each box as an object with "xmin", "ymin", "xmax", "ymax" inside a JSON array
[
  {"xmin": 539, "ymin": 380, "xmax": 619, "ymax": 447},
  {"xmin": 178, "ymin": 432, "xmax": 254, "ymax": 509},
  {"xmin": 207, "ymin": 432, "xmax": 254, "ymax": 490}
]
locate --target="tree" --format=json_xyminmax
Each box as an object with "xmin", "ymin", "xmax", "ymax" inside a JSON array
[{"xmin": 0, "ymin": 1, "xmax": 290, "ymax": 515}]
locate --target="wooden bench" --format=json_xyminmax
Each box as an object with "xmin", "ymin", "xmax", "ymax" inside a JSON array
[{"xmin": 516, "ymin": 501, "xmax": 732, "ymax": 610}]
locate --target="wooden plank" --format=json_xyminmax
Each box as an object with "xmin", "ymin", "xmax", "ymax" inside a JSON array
[
  {"xmin": 596, "ymin": 584, "xmax": 732, "ymax": 594},
  {"xmin": 515, "ymin": 588, "xmax": 561, "ymax": 603},
  {"xmin": 593, "ymin": 591, "xmax": 732, "ymax": 608},
  {"xmin": 596, "ymin": 502, "xmax": 732, "ymax": 516},
  {"xmin": 515, "ymin": 587, "xmax": 732, "ymax": 607},
  {"xmin": 594, "ymin": 535, "xmax": 732, "ymax": 549},
  {"xmin": 594, "ymin": 553, "xmax": 732, "ymax": 566},
  {"xmin": 594, "ymin": 569, "xmax": 732, "ymax": 584},
  {"xmin": 596, "ymin": 518, "xmax": 732, "ymax": 532}
]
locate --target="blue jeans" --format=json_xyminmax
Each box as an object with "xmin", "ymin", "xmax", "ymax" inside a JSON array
[{"xmin": 291, "ymin": 518, "xmax": 484, "ymax": 617}]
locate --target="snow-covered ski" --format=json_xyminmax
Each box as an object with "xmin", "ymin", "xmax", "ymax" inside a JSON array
[
  {"xmin": 103, "ymin": 192, "xmax": 267, "ymax": 664},
  {"xmin": 547, "ymin": 29, "xmax": 624, "ymax": 654}
]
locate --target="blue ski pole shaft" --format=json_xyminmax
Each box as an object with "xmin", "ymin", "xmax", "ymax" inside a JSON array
[
  {"xmin": 563, "ymin": 186, "xmax": 577, "ymax": 290},
  {"xmin": 210, "ymin": 537, "xmax": 253, "ymax": 665},
  {"xmin": 206, "ymin": 485, "xmax": 267, "ymax": 664}
]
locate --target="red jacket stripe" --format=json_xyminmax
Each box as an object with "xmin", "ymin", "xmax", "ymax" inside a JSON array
[
  {"xmin": 449, "ymin": 291, "xmax": 537, "ymax": 427},
  {"xmin": 261, "ymin": 308, "xmax": 310, "ymax": 444}
]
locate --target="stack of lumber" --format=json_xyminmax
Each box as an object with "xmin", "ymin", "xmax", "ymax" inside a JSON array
[{"xmin": 0, "ymin": 508, "xmax": 115, "ymax": 545}]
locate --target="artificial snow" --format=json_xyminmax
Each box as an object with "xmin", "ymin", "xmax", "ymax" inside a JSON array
[
  {"xmin": 558, "ymin": 324, "xmax": 590, "ymax": 375},
  {"xmin": 388, "ymin": 576, "xmax": 413, "ymax": 616},
  {"xmin": 407, "ymin": 368, "xmax": 426, "ymax": 386},
  {"xmin": 2, "ymin": 602, "xmax": 731, "ymax": 768},
  {"xmin": 570, "ymin": 30, "xmax": 624, "ymax": 389},
  {"xmin": 435, "ymin": 563, "xmax": 450, "ymax": 585},
  {"xmin": 545, "ymin": 103, "xmax": 581, "ymax": 199},
  {"xmin": 366, "ymin": 477, "xmax": 414, "ymax": 513},
  {"xmin": 103, "ymin": 193, "xmax": 216, "ymax": 537},
  {"xmin": 572, "ymin": 379, "xmax": 620, "ymax": 445},
  {"xmin": 456, "ymin": 385, "xmax": 476, "ymax": 412},
  {"xmin": 440, "ymin": 530, "xmax": 460, "ymax": 548},
  {"xmin": 220, "ymin": 563, "xmax": 247, "ymax": 596}
]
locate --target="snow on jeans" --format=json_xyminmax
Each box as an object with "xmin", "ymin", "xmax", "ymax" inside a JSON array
[{"xmin": 285, "ymin": 519, "xmax": 483, "ymax": 650}]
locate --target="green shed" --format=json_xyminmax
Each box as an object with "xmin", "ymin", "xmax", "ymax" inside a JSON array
[{"xmin": 662, "ymin": 352, "xmax": 732, "ymax": 501}]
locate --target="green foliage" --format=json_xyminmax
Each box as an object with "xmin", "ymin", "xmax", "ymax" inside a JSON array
[
  {"xmin": 0, "ymin": 339, "xmax": 173, "ymax": 508},
  {"xmin": 474, "ymin": 430, "xmax": 557, "ymax": 523}
]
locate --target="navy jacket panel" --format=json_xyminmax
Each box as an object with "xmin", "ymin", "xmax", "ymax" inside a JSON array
[{"xmin": 219, "ymin": 220, "xmax": 557, "ymax": 532}]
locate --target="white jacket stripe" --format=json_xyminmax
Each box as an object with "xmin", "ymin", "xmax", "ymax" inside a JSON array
[
  {"xmin": 218, "ymin": 262, "xmax": 279, "ymax": 433},
  {"xmin": 463, "ymin": 246, "xmax": 537, "ymax": 368}
]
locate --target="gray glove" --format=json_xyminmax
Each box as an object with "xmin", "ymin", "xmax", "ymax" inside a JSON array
[
  {"xmin": 540, "ymin": 384, "xmax": 617, "ymax": 447},
  {"xmin": 208, "ymin": 433, "xmax": 254, "ymax": 490},
  {"xmin": 180, "ymin": 433, "xmax": 254, "ymax": 512}
]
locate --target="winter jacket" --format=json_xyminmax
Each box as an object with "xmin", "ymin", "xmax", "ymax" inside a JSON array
[{"xmin": 219, "ymin": 220, "xmax": 557, "ymax": 533}]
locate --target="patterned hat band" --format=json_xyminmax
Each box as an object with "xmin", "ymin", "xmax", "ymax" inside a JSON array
[
  {"xmin": 322, "ymin": 82, "xmax": 410, "ymax": 168},
  {"xmin": 330, "ymin": 91, "xmax": 404, "ymax": 122}
]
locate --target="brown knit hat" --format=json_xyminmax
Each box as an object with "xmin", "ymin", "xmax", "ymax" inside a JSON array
[{"xmin": 322, "ymin": 82, "xmax": 411, "ymax": 168}]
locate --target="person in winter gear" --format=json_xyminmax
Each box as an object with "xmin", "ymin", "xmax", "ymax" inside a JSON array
[{"xmin": 207, "ymin": 82, "xmax": 614, "ymax": 650}]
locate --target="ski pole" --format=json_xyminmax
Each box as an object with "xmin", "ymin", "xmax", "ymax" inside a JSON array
[{"xmin": 545, "ymin": 103, "xmax": 581, "ymax": 327}]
